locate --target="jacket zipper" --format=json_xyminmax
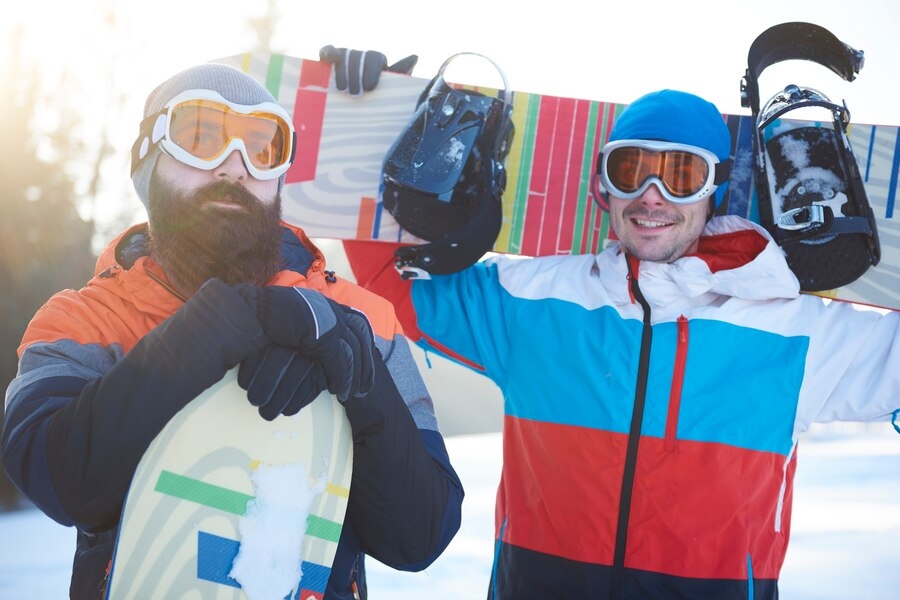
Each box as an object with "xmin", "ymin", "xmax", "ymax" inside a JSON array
[
  {"xmin": 610, "ymin": 260, "xmax": 653, "ymax": 600},
  {"xmin": 97, "ymin": 559, "xmax": 111, "ymax": 597}
]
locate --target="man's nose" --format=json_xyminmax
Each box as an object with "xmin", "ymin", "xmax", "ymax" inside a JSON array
[
  {"xmin": 636, "ymin": 180, "xmax": 669, "ymax": 205},
  {"xmin": 214, "ymin": 150, "xmax": 250, "ymax": 182}
]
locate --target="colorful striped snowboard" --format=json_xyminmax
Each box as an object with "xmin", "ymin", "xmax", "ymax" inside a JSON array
[
  {"xmin": 216, "ymin": 53, "xmax": 899, "ymax": 312},
  {"xmin": 105, "ymin": 369, "xmax": 353, "ymax": 600}
]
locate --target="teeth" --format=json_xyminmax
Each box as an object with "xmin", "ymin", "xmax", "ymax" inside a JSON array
[{"xmin": 634, "ymin": 219, "xmax": 669, "ymax": 228}]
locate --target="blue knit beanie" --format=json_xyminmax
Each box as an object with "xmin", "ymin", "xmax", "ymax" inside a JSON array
[
  {"xmin": 608, "ymin": 89, "xmax": 732, "ymax": 207},
  {"xmin": 131, "ymin": 63, "xmax": 283, "ymax": 210}
]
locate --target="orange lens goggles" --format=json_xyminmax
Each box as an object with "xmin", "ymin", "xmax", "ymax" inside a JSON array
[
  {"xmin": 132, "ymin": 89, "xmax": 295, "ymax": 181},
  {"xmin": 598, "ymin": 140, "xmax": 729, "ymax": 204}
]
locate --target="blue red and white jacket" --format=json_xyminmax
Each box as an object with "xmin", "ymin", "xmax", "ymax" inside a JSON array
[
  {"xmin": 2, "ymin": 221, "xmax": 463, "ymax": 600},
  {"xmin": 344, "ymin": 214, "xmax": 900, "ymax": 599}
]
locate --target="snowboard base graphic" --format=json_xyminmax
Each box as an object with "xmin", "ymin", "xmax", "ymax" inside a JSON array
[{"xmin": 106, "ymin": 370, "xmax": 353, "ymax": 600}]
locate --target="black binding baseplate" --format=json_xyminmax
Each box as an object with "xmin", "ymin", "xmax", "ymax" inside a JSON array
[{"xmin": 739, "ymin": 21, "xmax": 880, "ymax": 291}]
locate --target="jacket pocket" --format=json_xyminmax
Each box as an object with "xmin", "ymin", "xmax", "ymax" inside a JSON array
[{"xmin": 664, "ymin": 315, "xmax": 689, "ymax": 452}]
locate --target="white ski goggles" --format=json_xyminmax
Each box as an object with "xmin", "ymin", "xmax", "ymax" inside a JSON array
[
  {"xmin": 595, "ymin": 139, "xmax": 731, "ymax": 204},
  {"xmin": 131, "ymin": 89, "xmax": 296, "ymax": 181}
]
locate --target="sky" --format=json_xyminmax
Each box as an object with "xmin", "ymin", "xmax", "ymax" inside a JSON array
[
  {"xmin": 6, "ymin": 0, "xmax": 899, "ymax": 124},
  {"xmin": 1, "ymin": 426, "xmax": 898, "ymax": 598}
]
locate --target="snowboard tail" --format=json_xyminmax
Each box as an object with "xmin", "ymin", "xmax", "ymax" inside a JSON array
[{"xmin": 105, "ymin": 370, "xmax": 353, "ymax": 600}]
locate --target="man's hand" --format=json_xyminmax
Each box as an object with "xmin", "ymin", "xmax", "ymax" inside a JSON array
[
  {"xmin": 319, "ymin": 45, "xmax": 418, "ymax": 95},
  {"xmin": 236, "ymin": 285, "xmax": 376, "ymax": 402},
  {"xmin": 238, "ymin": 345, "xmax": 327, "ymax": 420}
]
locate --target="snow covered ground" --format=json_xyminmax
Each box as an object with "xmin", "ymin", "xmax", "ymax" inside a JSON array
[{"xmin": 1, "ymin": 425, "xmax": 898, "ymax": 599}]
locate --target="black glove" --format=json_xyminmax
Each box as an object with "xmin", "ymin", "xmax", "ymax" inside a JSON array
[
  {"xmin": 238, "ymin": 344, "xmax": 328, "ymax": 421},
  {"xmin": 235, "ymin": 285, "xmax": 376, "ymax": 402},
  {"xmin": 319, "ymin": 45, "xmax": 418, "ymax": 95}
]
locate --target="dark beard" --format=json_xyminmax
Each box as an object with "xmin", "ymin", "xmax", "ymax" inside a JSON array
[{"xmin": 148, "ymin": 178, "xmax": 284, "ymax": 295}]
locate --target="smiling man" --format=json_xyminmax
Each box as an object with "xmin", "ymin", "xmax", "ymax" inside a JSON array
[
  {"xmin": 344, "ymin": 88, "xmax": 900, "ymax": 599},
  {"xmin": 599, "ymin": 90, "xmax": 733, "ymax": 263}
]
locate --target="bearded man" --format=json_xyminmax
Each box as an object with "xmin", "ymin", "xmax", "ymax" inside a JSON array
[{"xmin": 2, "ymin": 63, "xmax": 463, "ymax": 600}]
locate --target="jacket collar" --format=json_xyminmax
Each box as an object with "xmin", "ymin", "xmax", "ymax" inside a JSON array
[{"xmin": 599, "ymin": 216, "xmax": 801, "ymax": 314}]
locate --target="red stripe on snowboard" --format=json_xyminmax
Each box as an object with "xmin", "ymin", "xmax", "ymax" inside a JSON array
[
  {"xmin": 577, "ymin": 102, "xmax": 617, "ymax": 253},
  {"xmin": 356, "ymin": 197, "xmax": 377, "ymax": 239},
  {"xmin": 285, "ymin": 60, "xmax": 330, "ymax": 185},
  {"xmin": 520, "ymin": 96, "xmax": 560, "ymax": 257},
  {"xmin": 520, "ymin": 97, "xmax": 592, "ymax": 256},
  {"xmin": 552, "ymin": 98, "xmax": 591, "ymax": 256}
]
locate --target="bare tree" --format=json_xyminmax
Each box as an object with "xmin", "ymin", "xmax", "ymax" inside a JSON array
[
  {"xmin": 0, "ymin": 28, "xmax": 97, "ymax": 509},
  {"xmin": 0, "ymin": 2, "xmax": 290, "ymax": 509}
]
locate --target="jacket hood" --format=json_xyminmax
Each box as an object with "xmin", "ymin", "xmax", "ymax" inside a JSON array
[{"xmin": 94, "ymin": 223, "xmax": 148, "ymax": 277}]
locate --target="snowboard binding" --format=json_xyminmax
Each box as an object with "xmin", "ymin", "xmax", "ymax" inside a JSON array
[
  {"xmin": 740, "ymin": 22, "xmax": 880, "ymax": 291},
  {"xmin": 381, "ymin": 52, "xmax": 515, "ymax": 278}
]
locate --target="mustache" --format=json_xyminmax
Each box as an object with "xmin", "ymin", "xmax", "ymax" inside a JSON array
[
  {"xmin": 622, "ymin": 205, "xmax": 683, "ymax": 222},
  {"xmin": 193, "ymin": 180, "xmax": 262, "ymax": 210}
]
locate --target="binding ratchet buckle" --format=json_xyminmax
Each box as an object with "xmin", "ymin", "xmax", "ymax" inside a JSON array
[{"xmin": 776, "ymin": 205, "xmax": 828, "ymax": 232}]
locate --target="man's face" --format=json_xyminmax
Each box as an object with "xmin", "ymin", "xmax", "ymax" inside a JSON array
[
  {"xmin": 607, "ymin": 183, "xmax": 711, "ymax": 263},
  {"xmin": 147, "ymin": 150, "xmax": 284, "ymax": 295}
]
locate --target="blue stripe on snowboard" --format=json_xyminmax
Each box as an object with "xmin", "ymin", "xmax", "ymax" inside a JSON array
[
  {"xmin": 888, "ymin": 128, "xmax": 900, "ymax": 218},
  {"xmin": 197, "ymin": 531, "xmax": 330, "ymax": 595}
]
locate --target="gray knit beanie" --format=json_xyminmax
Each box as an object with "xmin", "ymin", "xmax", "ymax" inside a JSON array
[{"xmin": 131, "ymin": 62, "xmax": 282, "ymax": 210}]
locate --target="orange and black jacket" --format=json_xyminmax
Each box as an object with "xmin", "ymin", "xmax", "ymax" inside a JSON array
[{"xmin": 2, "ymin": 221, "xmax": 462, "ymax": 600}]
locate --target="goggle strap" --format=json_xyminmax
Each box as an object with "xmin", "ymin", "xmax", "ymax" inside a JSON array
[
  {"xmin": 288, "ymin": 131, "xmax": 297, "ymax": 165},
  {"xmin": 130, "ymin": 110, "xmax": 167, "ymax": 176},
  {"xmin": 714, "ymin": 158, "xmax": 732, "ymax": 186},
  {"xmin": 590, "ymin": 172, "xmax": 610, "ymax": 211}
]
